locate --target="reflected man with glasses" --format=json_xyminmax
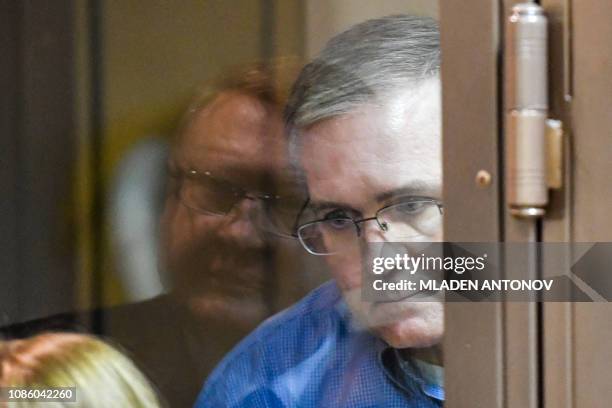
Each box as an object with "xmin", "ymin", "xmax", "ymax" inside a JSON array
[
  {"xmin": 126, "ymin": 63, "xmax": 312, "ymax": 405},
  {"xmin": 198, "ymin": 15, "xmax": 444, "ymax": 407},
  {"xmin": 162, "ymin": 66, "xmax": 306, "ymax": 324}
]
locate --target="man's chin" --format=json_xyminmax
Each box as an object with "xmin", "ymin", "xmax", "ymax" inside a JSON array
[
  {"xmin": 171, "ymin": 252, "xmax": 268, "ymax": 296},
  {"xmin": 374, "ymin": 321, "xmax": 443, "ymax": 349},
  {"xmin": 344, "ymin": 291, "xmax": 444, "ymax": 348},
  {"xmin": 184, "ymin": 294, "xmax": 268, "ymax": 326}
]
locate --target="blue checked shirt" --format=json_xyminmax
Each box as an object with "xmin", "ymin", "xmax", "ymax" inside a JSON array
[{"xmin": 195, "ymin": 281, "xmax": 444, "ymax": 407}]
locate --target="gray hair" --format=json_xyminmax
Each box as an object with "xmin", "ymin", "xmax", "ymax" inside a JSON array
[{"xmin": 285, "ymin": 15, "xmax": 440, "ymax": 131}]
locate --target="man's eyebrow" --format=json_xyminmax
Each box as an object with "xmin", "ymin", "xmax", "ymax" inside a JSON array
[
  {"xmin": 375, "ymin": 183, "xmax": 437, "ymax": 203},
  {"xmin": 307, "ymin": 200, "xmax": 357, "ymax": 213}
]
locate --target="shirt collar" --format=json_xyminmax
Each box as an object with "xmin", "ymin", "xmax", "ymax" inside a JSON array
[
  {"xmin": 378, "ymin": 346, "xmax": 445, "ymax": 402},
  {"xmin": 334, "ymin": 284, "xmax": 445, "ymax": 401}
]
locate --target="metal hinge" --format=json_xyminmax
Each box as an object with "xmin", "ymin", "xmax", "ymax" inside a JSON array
[{"xmin": 505, "ymin": 2, "xmax": 564, "ymax": 219}]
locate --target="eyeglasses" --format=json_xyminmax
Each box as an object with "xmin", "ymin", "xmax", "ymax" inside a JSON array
[
  {"xmin": 171, "ymin": 168, "xmax": 306, "ymax": 237},
  {"xmin": 296, "ymin": 198, "xmax": 443, "ymax": 255}
]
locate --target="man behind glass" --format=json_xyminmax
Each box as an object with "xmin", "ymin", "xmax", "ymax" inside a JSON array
[{"xmin": 196, "ymin": 15, "xmax": 444, "ymax": 407}]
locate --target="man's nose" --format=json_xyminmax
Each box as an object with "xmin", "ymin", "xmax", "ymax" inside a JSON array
[
  {"xmin": 217, "ymin": 198, "xmax": 264, "ymax": 244},
  {"xmin": 361, "ymin": 219, "xmax": 387, "ymax": 243}
]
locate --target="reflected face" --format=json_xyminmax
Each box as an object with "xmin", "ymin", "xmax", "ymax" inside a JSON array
[
  {"xmin": 300, "ymin": 78, "xmax": 443, "ymax": 348},
  {"xmin": 160, "ymin": 91, "xmax": 293, "ymax": 315}
]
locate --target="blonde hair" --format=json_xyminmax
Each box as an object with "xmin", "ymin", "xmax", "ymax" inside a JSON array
[{"xmin": 0, "ymin": 333, "xmax": 164, "ymax": 407}]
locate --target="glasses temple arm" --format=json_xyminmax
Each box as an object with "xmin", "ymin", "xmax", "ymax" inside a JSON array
[{"xmin": 291, "ymin": 196, "xmax": 311, "ymax": 237}]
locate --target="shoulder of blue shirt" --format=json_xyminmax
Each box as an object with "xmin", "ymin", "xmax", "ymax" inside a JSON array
[{"xmin": 198, "ymin": 280, "xmax": 344, "ymax": 392}]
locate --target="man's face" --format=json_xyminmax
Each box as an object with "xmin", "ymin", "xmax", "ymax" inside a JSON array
[
  {"xmin": 160, "ymin": 91, "xmax": 292, "ymax": 319},
  {"xmin": 300, "ymin": 78, "xmax": 443, "ymax": 348}
]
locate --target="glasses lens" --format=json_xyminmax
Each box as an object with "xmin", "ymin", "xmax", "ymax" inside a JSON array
[
  {"xmin": 179, "ymin": 176, "xmax": 240, "ymax": 215},
  {"xmin": 298, "ymin": 218, "xmax": 357, "ymax": 255},
  {"xmin": 297, "ymin": 222, "xmax": 329, "ymax": 254},
  {"xmin": 377, "ymin": 201, "xmax": 442, "ymax": 240},
  {"xmin": 257, "ymin": 195, "xmax": 308, "ymax": 237}
]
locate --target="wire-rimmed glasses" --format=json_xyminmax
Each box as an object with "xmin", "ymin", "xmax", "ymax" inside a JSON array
[
  {"xmin": 296, "ymin": 197, "xmax": 443, "ymax": 255},
  {"xmin": 172, "ymin": 168, "xmax": 306, "ymax": 237}
]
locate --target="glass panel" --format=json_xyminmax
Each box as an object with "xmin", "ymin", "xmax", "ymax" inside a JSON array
[{"xmin": 1, "ymin": 2, "xmax": 446, "ymax": 408}]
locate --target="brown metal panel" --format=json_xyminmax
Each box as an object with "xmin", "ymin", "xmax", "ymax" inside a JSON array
[
  {"xmin": 0, "ymin": 0, "xmax": 22, "ymax": 326},
  {"xmin": 570, "ymin": 1, "xmax": 612, "ymax": 406},
  {"xmin": 571, "ymin": 3, "xmax": 612, "ymax": 243},
  {"xmin": 0, "ymin": 0, "xmax": 78, "ymax": 325},
  {"xmin": 502, "ymin": 233, "xmax": 538, "ymax": 408},
  {"xmin": 573, "ymin": 305, "xmax": 612, "ymax": 408},
  {"xmin": 73, "ymin": 0, "xmax": 95, "ymax": 313},
  {"xmin": 503, "ymin": 297, "xmax": 539, "ymax": 408},
  {"xmin": 500, "ymin": 1, "xmax": 541, "ymax": 407},
  {"xmin": 440, "ymin": 1, "xmax": 504, "ymax": 407},
  {"xmin": 20, "ymin": 0, "xmax": 78, "ymax": 321},
  {"xmin": 540, "ymin": 0, "xmax": 574, "ymax": 407}
]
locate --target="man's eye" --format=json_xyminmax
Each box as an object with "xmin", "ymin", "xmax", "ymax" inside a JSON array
[
  {"xmin": 328, "ymin": 218, "xmax": 353, "ymax": 230},
  {"xmin": 322, "ymin": 210, "xmax": 353, "ymax": 230}
]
